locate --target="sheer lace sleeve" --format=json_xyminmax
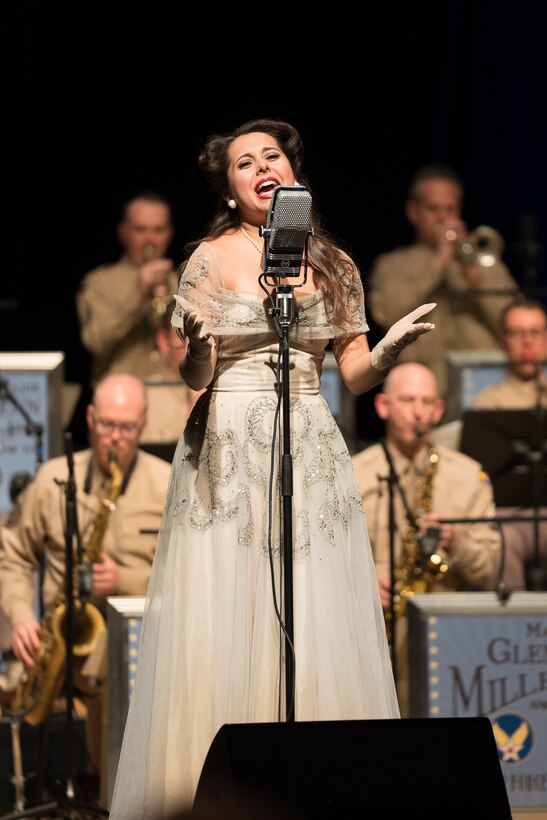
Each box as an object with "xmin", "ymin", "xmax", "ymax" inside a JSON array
[
  {"xmin": 171, "ymin": 241, "xmax": 369, "ymax": 340},
  {"xmin": 171, "ymin": 243, "xmax": 224, "ymax": 333},
  {"xmin": 172, "ymin": 242, "xmax": 274, "ymax": 336}
]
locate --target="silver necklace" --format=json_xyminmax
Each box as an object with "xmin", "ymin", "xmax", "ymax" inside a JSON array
[{"xmin": 240, "ymin": 226, "xmax": 263, "ymax": 255}]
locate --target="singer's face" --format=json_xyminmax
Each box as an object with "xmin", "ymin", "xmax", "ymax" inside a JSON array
[
  {"xmin": 501, "ymin": 306, "xmax": 547, "ymax": 380},
  {"xmin": 227, "ymin": 132, "xmax": 295, "ymax": 222}
]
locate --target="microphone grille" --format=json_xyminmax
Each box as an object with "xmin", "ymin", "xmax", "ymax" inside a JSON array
[
  {"xmin": 268, "ymin": 187, "xmax": 311, "ymax": 227},
  {"xmin": 267, "ymin": 186, "xmax": 312, "ymax": 249}
]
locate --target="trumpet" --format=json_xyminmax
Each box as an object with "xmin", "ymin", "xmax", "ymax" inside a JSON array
[
  {"xmin": 143, "ymin": 243, "xmax": 171, "ymax": 323},
  {"xmin": 442, "ymin": 224, "xmax": 505, "ymax": 268}
]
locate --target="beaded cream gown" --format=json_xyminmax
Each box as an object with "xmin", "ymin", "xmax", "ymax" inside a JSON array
[{"xmin": 109, "ymin": 242, "xmax": 400, "ymax": 819}]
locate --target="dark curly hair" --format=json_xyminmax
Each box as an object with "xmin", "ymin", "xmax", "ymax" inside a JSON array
[{"xmin": 183, "ymin": 118, "xmax": 362, "ymax": 329}]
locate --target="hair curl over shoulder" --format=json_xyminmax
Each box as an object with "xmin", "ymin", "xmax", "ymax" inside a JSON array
[{"xmin": 183, "ymin": 118, "xmax": 362, "ymax": 330}]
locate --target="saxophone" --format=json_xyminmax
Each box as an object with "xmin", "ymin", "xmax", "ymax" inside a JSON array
[
  {"xmin": 1, "ymin": 450, "xmax": 123, "ymax": 725},
  {"xmin": 393, "ymin": 445, "xmax": 448, "ymax": 619}
]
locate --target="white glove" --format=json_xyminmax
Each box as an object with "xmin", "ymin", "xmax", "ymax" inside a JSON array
[
  {"xmin": 173, "ymin": 294, "xmax": 215, "ymax": 361},
  {"xmin": 371, "ymin": 303, "xmax": 436, "ymax": 370}
]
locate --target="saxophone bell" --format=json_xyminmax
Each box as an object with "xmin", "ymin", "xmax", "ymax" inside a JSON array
[{"xmin": 52, "ymin": 600, "xmax": 106, "ymax": 658}]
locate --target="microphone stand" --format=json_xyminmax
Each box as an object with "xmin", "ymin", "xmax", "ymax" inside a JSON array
[
  {"xmin": 60, "ymin": 431, "xmax": 79, "ymax": 807},
  {"xmin": 259, "ymin": 204, "xmax": 313, "ymax": 723},
  {"xmin": 377, "ymin": 458, "xmax": 398, "ymax": 681},
  {"xmin": 272, "ymin": 284, "xmax": 296, "ymax": 722},
  {"xmin": 55, "ymin": 431, "xmax": 107, "ymax": 815}
]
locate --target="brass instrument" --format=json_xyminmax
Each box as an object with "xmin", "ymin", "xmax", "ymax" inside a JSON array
[
  {"xmin": 392, "ymin": 446, "xmax": 448, "ymax": 619},
  {"xmin": 144, "ymin": 242, "xmax": 171, "ymax": 325},
  {"xmin": 443, "ymin": 224, "xmax": 505, "ymax": 268},
  {"xmin": 1, "ymin": 451, "xmax": 123, "ymax": 725}
]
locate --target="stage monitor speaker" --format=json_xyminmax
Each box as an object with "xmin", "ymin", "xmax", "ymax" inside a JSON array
[{"xmin": 194, "ymin": 718, "xmax": 511, "ymax": 819}]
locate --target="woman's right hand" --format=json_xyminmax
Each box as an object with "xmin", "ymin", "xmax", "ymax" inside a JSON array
[{"xmin": 174, "ymin": 295, "xmax": 214, "ymax": 361}]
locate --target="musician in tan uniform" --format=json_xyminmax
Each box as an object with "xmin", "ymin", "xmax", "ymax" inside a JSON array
[
  {"xmin": 471, "ymin": 297, "xmax": 547, "ymax": 592},
  {"xmin": 367, "ymin": 164, "xmax": 519, "ymax": 398},
  {"xmin": 472, "ymin": 297, "xmax": 547, "ymax": 409},
  {"xmin": 76, "ymin": 191, "xmax": 180, "ymax": 387},
  {"xmin": 0, "ymin": 374, "xmax": 171, "ymax": 803},
  {"xmin": 352, "ymin": 363, "xmax": 500, "ymax": 715},
  {"xmin": 141, "ymin": 299, "xmax": 204, "ymax": 445}
]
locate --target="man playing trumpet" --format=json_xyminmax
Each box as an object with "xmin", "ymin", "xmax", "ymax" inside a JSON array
[
  {"xmin": 76, "ymin": 191, "xmax": 179, "ymax": 388},
  {"xmin": 367, "ymin": 164, "xmax": 520, "ymax": 400}
]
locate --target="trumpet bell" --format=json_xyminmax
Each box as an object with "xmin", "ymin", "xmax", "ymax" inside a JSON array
[{"xmin": 461, "ymin": 225, "xmax": 505, "ymax": 267}]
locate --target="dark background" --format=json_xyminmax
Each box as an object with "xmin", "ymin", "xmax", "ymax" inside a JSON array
[{"xmin": 9, "ymin": 1, "xmax": 547, "ymax": 445}]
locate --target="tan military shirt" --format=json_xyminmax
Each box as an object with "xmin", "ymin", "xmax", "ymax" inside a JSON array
[
  {"xmin": 367, "ymin": 244, "xmax": 519, "ymax": 396},
  {"xmin": 76, "ymin": 259, "xmax": 180, "ymax": 386},
  {"xmin": 141, "ymin": 365, "xmax": 199, "ymax": 444},
  {"xmin": 472, "ymin": 372, "xmax": 547, "ymax": 409},
  {"xmin": 484, "ymin": 506, "xmax": 547, "ymax": 591},
  {"xmin": 351, "ymin": 440, "xmax": 500, "ymax": 590},
  {"xmin": 0, "ymin": 448, "xmax": 171, "ymax": 628}
]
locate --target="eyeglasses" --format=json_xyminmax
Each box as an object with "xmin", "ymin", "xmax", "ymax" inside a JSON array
[
  {"xmin": 503, "ymin": 328, "xmax": 547, "ymax": 341},
  {"xmin": 92, "ymin": 411, "xmax": 143, "ymax": 438}
]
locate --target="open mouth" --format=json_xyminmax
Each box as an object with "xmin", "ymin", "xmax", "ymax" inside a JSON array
[{"xmin": 255, "ymin": 179, "xmax": 278, "ymax": 198}]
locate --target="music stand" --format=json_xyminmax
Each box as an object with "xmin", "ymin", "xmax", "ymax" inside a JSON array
[
  {"xmin": 460, "ymin": 409, "xmax": 546, "ymax": 507},
  {"xmin": 460, "ymin": 409, "xmax": 547, "ymax": 590}
]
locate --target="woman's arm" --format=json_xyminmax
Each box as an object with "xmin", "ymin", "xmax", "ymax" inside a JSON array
[{"xmin": 334, "ymin": 303, "xmax": 436, "ymax": 395}]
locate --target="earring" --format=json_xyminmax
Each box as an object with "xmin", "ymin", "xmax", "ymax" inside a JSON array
[{"xmin": 227, "ymin": 198, "xmax": 237, "ymax": 209}]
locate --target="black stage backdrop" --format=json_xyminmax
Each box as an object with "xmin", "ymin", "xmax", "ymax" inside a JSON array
[{"xmin": 11, "ymin": 0, "xmax": 547, "ymax": 444}]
